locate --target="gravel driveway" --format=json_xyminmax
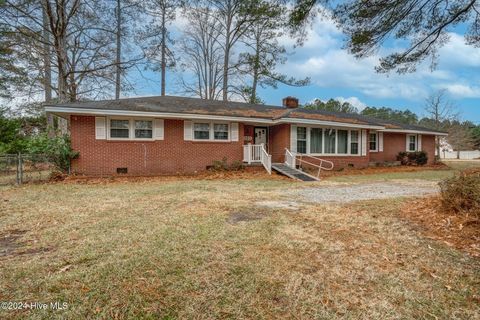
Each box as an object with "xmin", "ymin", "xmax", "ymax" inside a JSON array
[{"xmin": 291, "ymin": 180, "xmax": 439, "ymax": 203}]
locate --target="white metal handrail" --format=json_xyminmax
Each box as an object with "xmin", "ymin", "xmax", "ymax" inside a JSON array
[
  {"xmin": 297, "ymin": 154, "xmax": 334, "ymax": 178},
  {"xmin": 285, "ymin": 148, "xmax": 296, "ymax": 168}
]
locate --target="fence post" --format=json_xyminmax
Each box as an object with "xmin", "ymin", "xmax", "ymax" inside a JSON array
[
  {"xmin": 18, "ymin": 154, "xmax": 23, "ymax": 184},
  {"xmin": 15, "ymin": 154, "xmax": 20, "ymax": 185}
]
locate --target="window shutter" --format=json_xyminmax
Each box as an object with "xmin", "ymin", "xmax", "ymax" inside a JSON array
[
  {"xmin": 290, "ymin": 125, "xmax": 297, "ymax": 152},
  {"xmin": 361, "ymin": 130, "xmax": 367, "ymax": 156},
  {"xmin": 406, "ymin": 135, "xmax": 410, "ymax": 151},
  {"xmin": 417, "ymin": 134, "xmax": 422, "ymax": 151},
  {"xmin": 231, "ymin": 122, "xmax": 239, "ymax": 141},
  {"xmin": 184, "ymin": 120, "xmax": 193, "ymax": 141},
  {"xmin": 95, "ymin": 117, "xmax": 106, "ymax": 139},
  {"xmin": 154, "ymin": 119, "xmax": 164, "ymax": 140},
  {"xmin": 378, "ymin": 132, "xmax": 384, "ymax": 152}
]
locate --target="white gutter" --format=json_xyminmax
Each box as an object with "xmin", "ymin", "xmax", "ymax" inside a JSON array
[
  {"xmin": 380, "ymin": 128, "xmax": 448, "ymax": 136},
  {"xmin": 278, "ymin": 118, "xmax": 385, "ymax": 130},
  {"xmin": 45, "ymin": 106, "xmax": 386, "ymax": 130}
]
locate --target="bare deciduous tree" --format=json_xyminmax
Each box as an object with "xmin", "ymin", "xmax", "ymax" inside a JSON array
[
  {"xmin": 179, "ymin": 6, "xmax": 223, "ymax": 100},
  {"xmin": 448, "ymin": 124, "xmax": 475, "ymax": 159},
  {"xmin": 424, "ymin": 90, "xmax": 459, "ymax": 157}
]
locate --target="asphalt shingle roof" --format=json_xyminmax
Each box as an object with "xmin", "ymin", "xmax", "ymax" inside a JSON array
[{"xmin": 48, "ymin": 95, "xmax": 446, "ymax": 134}]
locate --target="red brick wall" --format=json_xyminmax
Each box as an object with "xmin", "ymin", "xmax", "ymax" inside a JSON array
[
  {"xmin": 369, "ymin": 132, "xmax": 436, "ymax": 164},
  {"xmin": 269, "ymin": 124, "xmax": 291, "ymax": 163},
  {"xmin": 421, "ymin": 134, "xmax": 436, "ymax": 164},
  {"xmin": 70, "ymin": 116, "xmax": 244, "ymax": 175}
]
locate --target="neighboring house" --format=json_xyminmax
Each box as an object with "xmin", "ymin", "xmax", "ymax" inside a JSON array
[{"xmin": 45, "ymin": 96, "xmax": 447, "ymax": 177}]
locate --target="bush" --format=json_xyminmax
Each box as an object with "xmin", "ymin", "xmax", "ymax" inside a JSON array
[
  {"xmin": 439, "ymin": 169, "xmax": 480, "ymax": 217},
  {"xmin": 397, "ymin": 151, "xmax": 428, "ymax": 166},
  {"xmin": 211, "ymin": 157, "xmax": 229, "ymax": 171},
  {"xmin": 210, "ymin": 157, "xmax": 245, "ymax": 172},
  {"xmin": 26, "ymin": 134, "xmax": 79, "ymax": 172}
]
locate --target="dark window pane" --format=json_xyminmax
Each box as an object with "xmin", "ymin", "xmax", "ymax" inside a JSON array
[
  {"xmin": 351, "ymin": 143, "xmax": 359, "ymax": 155},
  {"xmin": 194, "ymin": 131, "xmax": 210, "ymax": 139},
  {"xmin": 338, "ymin": 130, "xmax": 348, "ymax": 154},
  {"xmin": 324, "ymin": 129, "xmax": 336, "ymax": 153},
  {"xmin": 214, "ymin": 124, "xmax": 228, "ymax": 140},
  {"xmin": 135, "ymin": 129, "xmax": 152, "ymax": 138},
  {"xmin": 111, "ymin": 120, "xmax": 129, "ymax": 129},
  {"xmin": 297, "ymin": 140, "xmax": 306, "ymax": 153},
  {"xmin": 297, "ymin": 127, "xmax": 306, "ymax": 139},
  {"xmin": 310, "ymin": 128, "xmax": 322, "ymax": 153},
  {"xmin": 194, "ymin": 123, "xmax": 210, "ymax": 140},
  {"xmin": 111, "ymin": 129, "xmax": 129, "ymax": 138}
]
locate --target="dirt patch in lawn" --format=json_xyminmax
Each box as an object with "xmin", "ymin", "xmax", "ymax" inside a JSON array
[
  {"xmin": 255, "ymin": 200, "xmax": 300, "ymax": 210},
  {"xmin": 401, "ymin": 196, "xmax": 480, "ymax": 257},
  {"xmin": 227, "ymin": 210, "xmax": 266, "ymax": 224},
  {"xmin": 0, "ymin": 229, "xmax": 51, "ymax": 258}
]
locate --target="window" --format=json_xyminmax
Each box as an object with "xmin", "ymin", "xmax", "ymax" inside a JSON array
[
  {"xmin": 297, "ymin": 127, "xmax": 307, "ymax": 153},
  {"xmin": 338, "ymin": 130, "xmax": 348, "ymax": 154},
  {"xmin": 324, "ymin": 129, "xmax": 336, "ymax": 154},
  {"xmin": 135, "ymin": 120, "xmax": 153, "ymax": 138},
  {"xmin": 110, "ymin": 119, "xmax": 129, "ymax": 138},
  {"xmin": 369, "ymin": 132, "xmax": 377, "ymax": 151},
  {"xmin": 214, "ymin": 124, "xmax": 229, "ymax": 140},
  {"xmin": 194, "ymin": 123, "xmax": 210, "ymax": 140},
  {"xmin": 350, "ymin": 130, "xmax": 359, "ymax": 155},
  {"xmin": 310, "ymin": 128, "xmax": 323, "ymax": 153},
  {"xmin": 408, "ymin": 135, "xmax": 417, "ymax": 151}
]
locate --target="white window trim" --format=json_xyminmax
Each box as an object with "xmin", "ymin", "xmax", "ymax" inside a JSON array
[
  {"xmin": 295, "ymin": 125, "xmax": 362, "ymax": 157},
  {"xmin": 407, "ymin": 134, "xmax": 417, "ymax": 152},
  {"xmin": 192, "ymin": 121, "xmax": 231, "ymax": 142},
  {"xmin": 369, "ymin": 131, "xmax": 378, "ymax": 152},
  {"xmin": 107, "ymin": 116, "xmax": 156, "ymax": 141}
]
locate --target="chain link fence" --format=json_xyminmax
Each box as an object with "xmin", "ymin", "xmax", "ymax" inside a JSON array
[{"xmin": 0, "ymin": 154, "xmax": 57, "ymax": 185}]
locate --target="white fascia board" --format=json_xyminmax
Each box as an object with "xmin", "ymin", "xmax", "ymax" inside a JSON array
[
  {"xmin": 44, "ymin": 106, "xmax": 274, "ymax": 124},
  {"xmin": 44, "ymin": 106, "xmax": 387, "ymax": 129},
  {"xmin": 278, "ymin": 118, "xmax": 385, "ymax": 130},
  {"xmin": 380, "ymin": 128, "xmax": 448, "ymax": 136}
]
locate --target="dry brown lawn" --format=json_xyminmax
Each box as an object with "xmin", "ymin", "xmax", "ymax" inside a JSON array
[{"xmin": 0, "ymin": 168, "xmax": 479, "ymax": 319}]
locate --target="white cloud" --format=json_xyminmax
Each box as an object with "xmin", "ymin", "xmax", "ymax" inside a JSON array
[
  {"xmin": 335, "ymin": 96, "xmax": 367, "ymax": 111},
  {"xmin": 439, "ymin": 84, "xmax": 480, "ymax": 98},
  {"xmin": 276, "ymin": 12, "xmax": 480, "ymax": 103}
]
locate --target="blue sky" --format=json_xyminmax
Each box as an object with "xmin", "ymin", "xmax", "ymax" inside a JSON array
[{"xmin": 128, "ymin": 12, "xmax": 480, "ymax": 123}]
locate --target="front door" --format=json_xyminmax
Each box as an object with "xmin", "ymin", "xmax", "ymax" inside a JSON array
[{"xmin": 254, "ymin": 127, "xmax": 268, "ymax": 146}]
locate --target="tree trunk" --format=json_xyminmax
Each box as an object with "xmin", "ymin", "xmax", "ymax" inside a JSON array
[
  {"xmin": 222, "ymin": 15, "xmax": 232, "ymax": 101},
  {"xmin": 250, "ymin": 32, "xmax": 260, "ymax": 104},
  {"xmin": 115, "ymin": 0, "xmax": 121, "ymax": 99},
  {"xmin": 161, "ymin": 8, "xmax": 166, "ymax": 96},
  {"xmin": 42, "ymin": 4, "xmax": 52, "ymax": 102},
  {"xmin": 42, "ymin": 3, "xmax": 54, "ymax": 137}
]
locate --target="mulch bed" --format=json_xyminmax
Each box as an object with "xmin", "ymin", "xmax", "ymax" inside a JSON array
[
  {"xmin": 401, "ymin": 196, "xmax": 480, "ymax": 257},
  {"xmin": 57, "ymin": 167, "xmax": 290, "ymax": 185}
]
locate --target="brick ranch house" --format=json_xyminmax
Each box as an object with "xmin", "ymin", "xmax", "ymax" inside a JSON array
[{"xmin": 45, "ymin": 95, "xmax": 447, "ymax": 178}]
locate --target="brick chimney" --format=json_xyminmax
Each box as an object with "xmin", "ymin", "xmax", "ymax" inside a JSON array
[{"xmin": 282, "ymin": 96, "xmax": 299, "ymax": 108}]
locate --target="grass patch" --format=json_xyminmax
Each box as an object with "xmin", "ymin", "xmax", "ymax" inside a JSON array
[{"xmin": 0, "ymin": 177, "xmax": 479, "ymax": 319}]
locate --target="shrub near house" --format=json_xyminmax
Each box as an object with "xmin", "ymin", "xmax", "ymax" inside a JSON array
[{"xmin": 397, "ymin": 151, "xmax": 428, "ymax": 166}]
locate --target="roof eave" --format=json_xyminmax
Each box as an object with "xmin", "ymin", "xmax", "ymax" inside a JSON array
[{"xmin": 379, "ymin": 128, "xmax": 448, "ymax": 136}]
